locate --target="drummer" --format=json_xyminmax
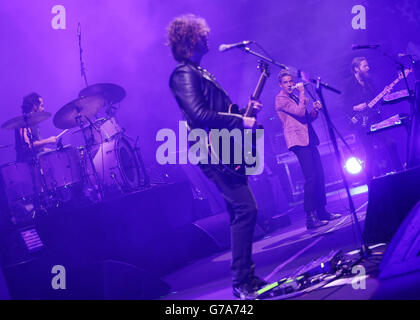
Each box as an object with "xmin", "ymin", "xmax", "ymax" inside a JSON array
[{"xmin": 15, "ymin": 92, "xmax": 57, "ymax": 162}]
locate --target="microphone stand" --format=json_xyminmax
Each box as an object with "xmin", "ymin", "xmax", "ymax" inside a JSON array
[
  {"xmin": 305, "ymin": 83, "xmax": 353, "ymax": 153},
  {"xmin": 314, "ymin": 78, "xmax": 370, "ymax": 259},
  {"xmin": 237, "ymin": 45, "xmax": 370, "ymax": 259},
  {"xmin": 241, "ymin": 47, "xmax": 287, "ymax": 69},
  {"xmin": 78, "ymin": 23, "xmax": 89, "ymax": 88}
]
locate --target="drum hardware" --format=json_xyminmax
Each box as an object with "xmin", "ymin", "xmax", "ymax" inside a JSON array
[
  {"xmin": 74, "ymin": 28, "xmax": 129, "ymax": 194},
  {"xmin": 55, "ymin": 129, "xmax": 70, "ymax": 150},
  {"xmin": 76, "ymin": 113, "xmax": 104, "ymax": 201},
  {"xmin": 92, "ymin": 135, "xmax": 141, "ymax": 194},
  {"xmin": 110, "ymin": 172, "xmax": 123, "ymax": 193},
  {"xmin": 25, "ymin": 124, "xmax": 52, "ymax": 210},
  {"xmin": 37, "ymin": 145, "xmax": 83, "ymax": 194},
  {"xmin": 0, "ymin": 112, "xmax": 53, "ymax": 219},
  {"xmin": 98, "ymin": 117, "xmax": 123, "ymax": 141},
  {"xmin": 1, "ymin": 80, "xmax": 143, "ymax": 209},
  {"xmin": 79, "ymin": 83, "xmax": 126, "ymax": 119},
  {"xmin": 1, "ymin": 111, "xmax": 51, "ymax": 130},
  {"xmin": 79, "ymin": 83, "xmax": 126, "ymax": 107},
  {"xmin": 53, "ymin": 95, "xmax": 105, "ymax": 130},
  {"xmin": 53, "ymin": 95, "xmax": 106, "ymax": 201},
  {"xmin": 72, "ymin": 116, "xmax": 122, "ymax": 145},
  {"xmin": 0, "ymin": 162, "xmax": 40, "ymax": 202},
  {"xmin": 132, "ymin": 136, "xmax": 150, "ymax": 187}
]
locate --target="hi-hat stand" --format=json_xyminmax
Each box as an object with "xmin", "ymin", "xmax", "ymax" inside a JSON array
[
  {"xmin": 75, "ymin": 112, "xmax": 104, "ymax": 201},
  {"xmin": 24, "ymin": 119, "xmax": 51, "ymax": 214}
]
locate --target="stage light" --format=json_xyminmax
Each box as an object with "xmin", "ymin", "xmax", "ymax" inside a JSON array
[{"xmin": 345, "ymin": 157, "xmax": 363, "ymax": 175}]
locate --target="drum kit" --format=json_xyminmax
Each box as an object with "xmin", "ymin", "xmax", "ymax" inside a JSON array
[{"xmin": 0, "ymin": 83, "xmax": 148, "ymax": 222}]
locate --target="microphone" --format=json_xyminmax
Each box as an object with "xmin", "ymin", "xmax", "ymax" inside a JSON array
[
  {"xmin": 352, "ymin": 44, "xmax": 380, "ymax": 50},
  {"xmin": 219, "ymin": 40, "xmax": 252, "ymax": 52},
  {"xmin": 291, "ymin": 82, "xmax": 310, "ymax": 90},
  {"xmin": 77, "ymin": 23, "xmax": 81, "ymax": 37},
  {"xmin": 398, "ymin": 52, "xmax": 412, "ymax": 58}
]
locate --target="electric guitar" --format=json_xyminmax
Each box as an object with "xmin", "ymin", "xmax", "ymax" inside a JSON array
[
  {"xmin": 208, "ymin": 60, "xmax": 270, "ymax": 176},
  {"xmin": 350, "ymin": 68, "xmax": 412, "ymax": 128}
]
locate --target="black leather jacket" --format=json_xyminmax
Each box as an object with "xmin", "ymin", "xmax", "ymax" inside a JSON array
[{"xmin": 169, "ymin": 61, "xmax": 243, "ymax": 131}]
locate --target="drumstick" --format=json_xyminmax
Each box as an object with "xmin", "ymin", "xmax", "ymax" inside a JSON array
[{"xmin": 56, "ymin": 129, "xmax": 69, "ymax": 139}]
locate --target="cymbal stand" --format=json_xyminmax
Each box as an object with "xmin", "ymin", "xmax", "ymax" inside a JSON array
[
  {"xmin": 133, "ymin": 136, "xmax": 150, "ymax": 187},
  {"xmin": 24, "ymin": 116, "xmax": 50, "ymax": 213},
  {"xmin": 105, "ymin": 100, "xmax": 119, "ymax": 118},
  {"xmin": 75, "ymin": 112, "xmax": 104, "ymax": 201},
  {"xmin": 78, "ymin": 23, "xmax": 88, "ymax": 88}
]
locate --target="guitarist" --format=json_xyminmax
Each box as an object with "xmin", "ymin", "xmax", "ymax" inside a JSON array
[
  {"xmin": 167, "ymin": 14, "xmax": 265, "ymax": 300},
  {"xmin": 275, "ymin": 71, "xmax": 341, "ymax": 230},
  {"xmin": 344, "ymin": 57, "xmax": 403, "ymax": 182},
  {"xmin": 346, "ymin": 57, "xmax": 378, "ymax": 125}
]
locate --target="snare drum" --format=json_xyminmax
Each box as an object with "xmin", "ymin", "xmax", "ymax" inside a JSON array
[
  {"xmin": 0, "ymin": 162, "xmax": 39, "ymax": 201},
  {"xmin": 93, "ymin": 136, "xmax": 140, "ymax": 192},
  {"xmin": 38, "ymin": 146, "xmax": 82, "ymax": 190}
]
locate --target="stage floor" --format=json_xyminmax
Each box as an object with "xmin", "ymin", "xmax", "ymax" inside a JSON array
[{"xmin": 160, "ymin": 185, "xmax": 414, "ymax": 300}]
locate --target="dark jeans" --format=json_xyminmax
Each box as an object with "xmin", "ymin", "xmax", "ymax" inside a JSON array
[
  {"xmin": 199, "ymin": 164, "xmax": 258, "ymax": 286},
  {"xmin": 290, "ymin": 144, "xmax": 326, "ymax": 212}
]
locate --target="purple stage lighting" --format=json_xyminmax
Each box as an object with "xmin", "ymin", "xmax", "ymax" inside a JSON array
[{"xmin": 345, "ymin": 157, "xmax": 363, "ymax": 175}]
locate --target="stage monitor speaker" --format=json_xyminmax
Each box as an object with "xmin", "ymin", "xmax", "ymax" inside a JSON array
[
  {"xmin": 379, "ymin": 200, "xmax": 420, "ymax": 279},
  {"xmin": 363, "ymin": 166, "xmax": 420, "ymax": 244},
  {"xmin": 249, "ymin": 171, "xmax": 291, "ymax": 232},
  {"xmin": 192, "ymin": 212, "xmax": 265, "ymax": 251},
  {"xmin": 0, "ymin": 268, "xmax": 10, "ymax": 299},
  {"xmin": 3, "ymin": 259, "xmax": 170, "ymax": 300}
]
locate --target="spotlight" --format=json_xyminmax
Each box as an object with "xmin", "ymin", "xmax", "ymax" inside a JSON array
[{"xmin": 345, "ymin": 157, "xmax": 363, "ymax": 175}]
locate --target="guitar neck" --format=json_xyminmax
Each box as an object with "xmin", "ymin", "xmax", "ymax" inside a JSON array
[
  {"xmin": 368, "ymin": 70, "xmax": 411, "ymax": 108},
  {"xmin": 245, "ymin": 72, "xmax": 268, "ymax": 117}
]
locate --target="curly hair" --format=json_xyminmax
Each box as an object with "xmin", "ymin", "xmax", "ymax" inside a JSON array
[
  {"xmin": 21, "ymin": 92, "xmax": 41, "ymax": 114},
  {"xmin": 166, "ymin": 14, "xmax": 210, "ymax": 62}
]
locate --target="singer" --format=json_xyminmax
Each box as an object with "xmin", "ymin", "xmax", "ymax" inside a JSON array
[
  {"xmin": 166, "ymin": 14, "xmax": 266, "ymax": 300},
  {"xmin": 275, "ymin": 71, "xmax": 341, "ymax": 229}
]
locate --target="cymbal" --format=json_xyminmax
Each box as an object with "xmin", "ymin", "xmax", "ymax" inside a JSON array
[
  {"xmin": 79, "ymin": 83, "xmax": 126, "ymax": 105},
  {"xmin": 1, "ymin": 111, "xmax": 51, "ymax": 130},
  {"xmin": 54, "ymin": 95, "xmax": 105, "ymax": 129}
]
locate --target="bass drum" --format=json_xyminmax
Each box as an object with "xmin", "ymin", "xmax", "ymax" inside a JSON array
[
  {"xmin": 0, "ymin": 162, "xmax": 40, "ymax": 201},
  {"xmin": 93, "ymin": 136, "xmax": 141, "ymax": 192}
]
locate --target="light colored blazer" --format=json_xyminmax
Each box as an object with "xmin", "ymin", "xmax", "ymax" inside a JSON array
[{"xmin": 275, "ymin": 91, "xmax": 317, "ymax": 149}]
